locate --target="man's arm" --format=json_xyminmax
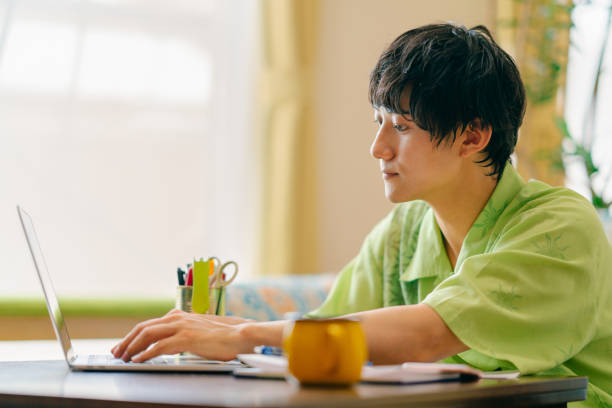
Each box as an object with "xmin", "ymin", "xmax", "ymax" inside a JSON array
[
  {"xmin": 111, "ymin": 310, "xmax": 286, "ymax": 363},
  {"xmin": 113, "ymin": 304, "xmax": 466, "ymax": 364},
  {"xmin": 241, "ymin": 303, "xmax": 468, "ymax": 364},
  {"xmin": 349, "ymin": 304, "xmax": 468, "ymax": 364},
  {"xmin": 238, "ymin": 303, "xmax": 467, "ymax": 364}
]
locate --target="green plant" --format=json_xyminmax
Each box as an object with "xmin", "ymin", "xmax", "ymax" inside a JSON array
[
  {"xmin": 554, "ymin": 1, "xmax": 612, "ymax": 210},
  {"xmin": 555, "ymin": 118, "xmax": 611, "ymax": 209},
  {"xmin": 515, "ymin": 0, "xmax": 575, "ymax": 105},
  {"xmin": 498, "ymin": 0, "xmax": 574, "ymax": 185}
]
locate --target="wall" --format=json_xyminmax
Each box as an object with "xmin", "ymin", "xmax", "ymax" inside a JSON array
[{"xmin": 315, "ymin": 0, "xmax": 497, "ymax": 273}]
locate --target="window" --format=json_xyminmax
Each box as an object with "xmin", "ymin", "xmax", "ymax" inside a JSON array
[
  {"xmin": 564, "ymin": 0, "xmax": 612, "ymax": 206},
  {"xmin": 0, "ymin": 0, "xmax": 259, "ymax": 298}
]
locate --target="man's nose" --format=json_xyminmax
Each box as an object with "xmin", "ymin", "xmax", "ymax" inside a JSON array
[{"xmin": 370, "ymin": 125, "xmax": 394, "ymax": 161}]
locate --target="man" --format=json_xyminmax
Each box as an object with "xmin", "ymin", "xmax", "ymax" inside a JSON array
[{"xmin": 112, "ymin": 24, "xmax": 611, "ymax": 407}]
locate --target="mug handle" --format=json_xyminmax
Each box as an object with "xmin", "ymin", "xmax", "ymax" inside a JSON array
[{"xmin": 323, "ymin": 323, "xmax": 347, "ymax": 375}]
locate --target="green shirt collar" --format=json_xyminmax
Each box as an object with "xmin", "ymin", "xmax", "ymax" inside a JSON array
[{"xmin": 400, "ymin": 162, "xmax": 525, "ymax": 282}]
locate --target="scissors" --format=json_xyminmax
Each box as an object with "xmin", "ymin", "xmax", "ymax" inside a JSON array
[{"xmin": 207, "ymin": 256, "xmax": 239, "ymax": 288}]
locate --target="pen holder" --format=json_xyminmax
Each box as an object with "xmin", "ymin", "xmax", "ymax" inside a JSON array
[
  {"xmin": 175, "ymin": 285, "xmax": 226, "ymax": 316},
  {"xmin": 176, "ymin": 285, "xmax": 193, "ymax": 313}
]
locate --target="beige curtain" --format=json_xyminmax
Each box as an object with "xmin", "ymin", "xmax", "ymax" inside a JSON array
[
  {"xmin": 496, "ymin": 0, "xmax": 572, "ymax": 185},
  {"xmin": 257, "ymin": 0, "xmax": 319, "ymax": 276}
]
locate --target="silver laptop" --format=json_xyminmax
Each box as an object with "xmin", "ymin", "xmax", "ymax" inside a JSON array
[{"xmin": 17, "ymin": 205, "xmax": 241, "ymax": 372}]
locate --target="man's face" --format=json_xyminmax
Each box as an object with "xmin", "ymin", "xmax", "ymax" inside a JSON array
[{"xmin": 371, "ymin": 94, "xmax": 462, "ymax": 204}]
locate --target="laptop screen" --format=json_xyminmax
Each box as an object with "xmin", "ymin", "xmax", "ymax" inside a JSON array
[{"xmin": 17, "ymin": 206, "xmax": 75, "ymax": 363}]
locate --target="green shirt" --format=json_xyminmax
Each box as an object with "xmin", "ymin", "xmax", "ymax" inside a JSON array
[{"xmin": 309, "ymin": 164, "xmax": 612, "ymax": 408}]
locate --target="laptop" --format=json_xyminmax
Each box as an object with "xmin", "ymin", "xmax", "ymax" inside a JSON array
[{"xmin": 17, "ymin": 205, "xmax": 241, "ymax": 372}]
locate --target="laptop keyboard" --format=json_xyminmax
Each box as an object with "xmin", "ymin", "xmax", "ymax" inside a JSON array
[
  {"xmin": 87, "ymin": 355, "xmax": 163, "ymax": 365},
  {"xmin": 86, "ymin": 354, "xmax": 242, "ymax": 366}
]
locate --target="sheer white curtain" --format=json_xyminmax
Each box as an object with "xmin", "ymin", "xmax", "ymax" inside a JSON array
[
  {"xmin": 565, "ymin": 0, "xmax": 612, "ymax": 205},
  {"xmin": 0, "ymin": 0, "xmax": 259, "ymax": 298}
]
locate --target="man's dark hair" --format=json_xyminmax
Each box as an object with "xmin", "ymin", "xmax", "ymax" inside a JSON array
[{"xmin": 369, "ymin": 23, "xmax": 526, "ymax": 178}]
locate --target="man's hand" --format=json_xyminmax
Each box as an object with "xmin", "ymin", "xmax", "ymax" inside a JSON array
[{"xmin": 111, "ymin": 309, "xmax": 257, "ymax": 363}]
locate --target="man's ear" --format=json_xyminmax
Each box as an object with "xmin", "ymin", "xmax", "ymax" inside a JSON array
[{"xmin": 458, "ymin": 119, "xmax": 492, "ymax": 158}]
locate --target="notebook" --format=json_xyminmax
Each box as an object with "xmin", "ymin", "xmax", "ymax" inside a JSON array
[
  {"xmin": 235, "ymin": 354, "xmax": 520, "ymax": 383},
  {"xmin": 17, "ymin": 205, "xmax": 241, "ymax": 372}
]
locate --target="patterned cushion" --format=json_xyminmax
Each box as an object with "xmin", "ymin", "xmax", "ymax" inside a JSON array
[{"xmin": 225, "ymin": 274, "xmax": 335, "ymax": 321}]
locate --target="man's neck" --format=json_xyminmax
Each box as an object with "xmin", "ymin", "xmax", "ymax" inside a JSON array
[{"xmin": 430, "ymin": 167, "xmax": 498, "ymax": 269}]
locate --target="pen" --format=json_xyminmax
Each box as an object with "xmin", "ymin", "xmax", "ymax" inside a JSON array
[
  {"xmin": 186, "ymin": 266, "xmax": 193, "ymax": 286},
  {"xmin": 215, "ymin": 286, "xmax": 224, "ymax": 315},
  {"xmin": 253, "ymin": 346, "xmax": 283, "ymax": 356},
  {"xmin": 177, "ymin": 268, "xmax": 186, "ymax": 286}
]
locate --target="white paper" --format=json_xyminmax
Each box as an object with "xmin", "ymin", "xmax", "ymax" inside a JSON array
[{"xmin": 236, "ymin": 354, "xmax": 520, "ymax": 383}]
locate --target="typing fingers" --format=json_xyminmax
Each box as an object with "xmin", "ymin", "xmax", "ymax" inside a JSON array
[
  {"xmin": 131, "ymin": 337, "xmax": 184, "ymax": 363},
  {"xmin": 121, "ymin": 322, "xmax": 178, "ymax": 362},
  {"xmin": 111, "ymin": 318, "xmax": 156, "ymax": 358},
  {"xmin": 111, "ymin": 311, "xmax": 183, "ymax": 358}
]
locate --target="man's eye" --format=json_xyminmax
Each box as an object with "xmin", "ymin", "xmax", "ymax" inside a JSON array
[
  {"xmin": 373, "ymin": 119, "xmax": 382, "ymax": 126},
  {"xmin": 393, "ymin": 124, "xmax": 408, "ymax": 131}
]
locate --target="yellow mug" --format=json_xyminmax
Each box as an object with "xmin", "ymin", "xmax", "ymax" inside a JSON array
[{"xmin": 282, "ymin": 318, "xmax": 368, "ymax": 385}]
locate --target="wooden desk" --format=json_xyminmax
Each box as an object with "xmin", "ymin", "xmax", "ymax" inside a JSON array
[{"xmin": 0, "ymin": 359, "xmax": 587, "ymax": 408}]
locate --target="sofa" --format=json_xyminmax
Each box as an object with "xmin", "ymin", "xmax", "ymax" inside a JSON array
[{"xmin": 225, "ymin": 273, "xmax": 336, "ymax": 321}]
